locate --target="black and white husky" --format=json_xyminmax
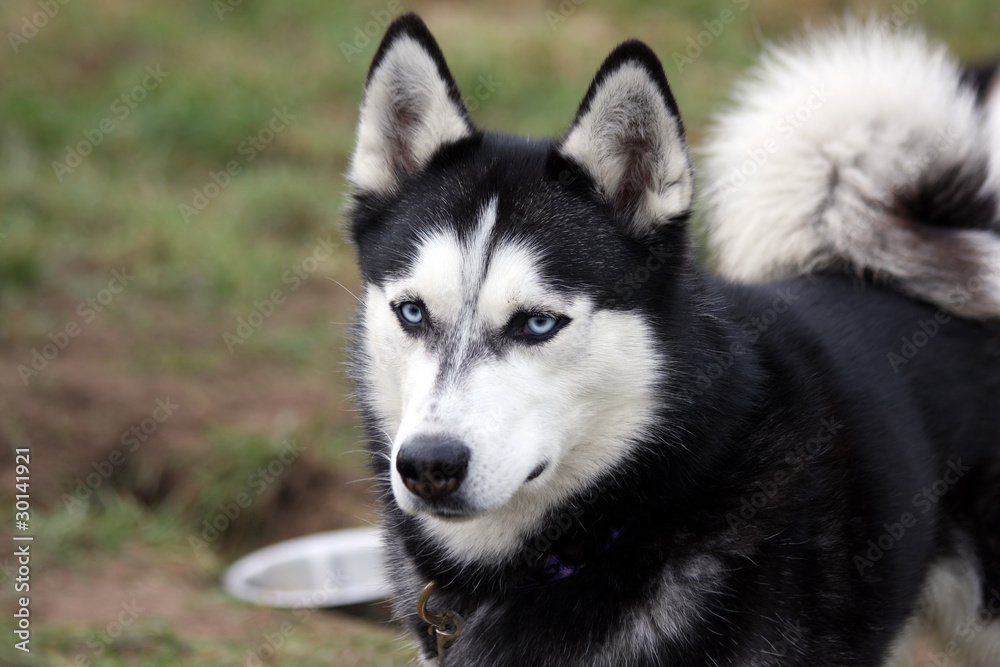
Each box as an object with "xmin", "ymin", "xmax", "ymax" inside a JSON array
[{"xmin": 346, "ymin": 14, "xmax": 1000, "ymax": 666}]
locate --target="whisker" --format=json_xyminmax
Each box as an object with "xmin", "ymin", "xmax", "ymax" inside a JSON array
[{"xmin": 326, "ymin": 277, "xmax": 361, "ymax": 303}]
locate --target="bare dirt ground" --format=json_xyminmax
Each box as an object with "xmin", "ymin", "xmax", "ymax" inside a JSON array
[{"xmin": 0, "ymin": 278, "xmax": 395, "ymax": 660}]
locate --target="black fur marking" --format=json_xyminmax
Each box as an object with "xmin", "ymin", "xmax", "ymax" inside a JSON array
[
  {"xmin": 560, "ymin": 39, "xmax": 693, "ymax": 230},
  {"xmin": 895, "ymin": 161, "xmax": 998, "ymax": 231},
  {"xmin": 961, "ymin": 60, "xmax": 1000, "ymax": 105},
  {"xmin": 365, "ymin": 12, "xmax": 471, "ymax": 128},
  {"xmin": 568, "ymin": 39, "xmax": 686, "ymax": 138}
]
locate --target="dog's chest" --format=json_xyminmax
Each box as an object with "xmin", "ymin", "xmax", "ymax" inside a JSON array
[{"xmin": 422, "ymin": 555, "xmax": 725, "ymax": 666}]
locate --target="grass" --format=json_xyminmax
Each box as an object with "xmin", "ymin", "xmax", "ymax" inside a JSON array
[{"xmin": 2, "ymin": 0, "xmax": 998, "ymax": 664}]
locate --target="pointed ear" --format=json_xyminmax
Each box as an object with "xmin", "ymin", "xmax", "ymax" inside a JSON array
[
  {"xmin": 348, "ymin": 14, "xmax": 474, "ymax": 196},
  {"xmin": 560, "ymin": 40, "xmax": 694, "ymax": 235}
]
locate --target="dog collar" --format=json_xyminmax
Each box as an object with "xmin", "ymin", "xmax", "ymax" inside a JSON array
[
  {"xmin": 512, "ymin": 526, "xmax": 624, "ymax": 591},
  {"xmin": 417, "ymin": 580, "xmax": 464, "ymax": 664},
  {"xmin": 416, "ymin": 526, "xmax": 624, "ymax": 662}
]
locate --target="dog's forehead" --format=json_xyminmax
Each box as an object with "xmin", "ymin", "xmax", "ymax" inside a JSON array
[
  {"xmin": 386, "ymin": 196, "xmax": 565, "ymax": 322},
  {"xmin": 355, "ymin": 133, "xmax": 646, "ymax": 307}
]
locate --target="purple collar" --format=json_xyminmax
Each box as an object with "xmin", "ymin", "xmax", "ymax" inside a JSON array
[{"xmin": 511, "ymin": 527, "xmax": 623, "ymax": 591}]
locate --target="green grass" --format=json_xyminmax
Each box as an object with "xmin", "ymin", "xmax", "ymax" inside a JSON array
[
  {"xmin": 0, "ymin": 611, "xmax": 409, "ymax": 667},
  {"xmin": 4, "ymin": 0, "xmax": 999, "ymax": 313},
  {"xmin": 4, "ymin": 0, "xmax": 998, "ymax": 664},
  {"xmin": 33, "ymin": 497, "xmax": 188, "ymax": 567}
]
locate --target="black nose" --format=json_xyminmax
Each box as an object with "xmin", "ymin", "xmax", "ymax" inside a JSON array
[{"xmin": 396, "ymin": 435, "xmax": 470, "ymax": 501}]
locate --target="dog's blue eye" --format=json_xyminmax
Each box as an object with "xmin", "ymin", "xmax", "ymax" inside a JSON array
[
  {"xmin": 525, "ymin": 315, "xmax": 558, "ymax": 336},
  {"xmin": 398, "ymin": 302, "xmax": 424, "ymax": 325}
]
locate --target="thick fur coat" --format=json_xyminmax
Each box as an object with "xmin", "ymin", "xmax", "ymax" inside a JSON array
[{"xmin": 347, "ymin": 15, "xmax": 1000, "ymax": 666}]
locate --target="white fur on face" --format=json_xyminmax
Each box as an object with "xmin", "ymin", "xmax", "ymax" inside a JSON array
[
  {"xmin": 348, "ymin": 35, "xmax": 471, "ymax": 196},
  {"xmin": 359, "ymin": 198, "xmax": 663, "ymax": 562},
  {"xmin": 561, "ymin": 64, "xmax": 693, "ymax": 234}
]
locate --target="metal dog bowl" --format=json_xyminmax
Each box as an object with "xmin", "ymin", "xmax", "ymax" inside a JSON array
[{"xmin": 222, "ymin": 527, "xmax": 388, "ymax": 608}]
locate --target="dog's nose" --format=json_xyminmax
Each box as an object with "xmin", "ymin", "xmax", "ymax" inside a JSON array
[{"xmin": 395, "ymin": 435, "xmax": 470, "ymax": 501}]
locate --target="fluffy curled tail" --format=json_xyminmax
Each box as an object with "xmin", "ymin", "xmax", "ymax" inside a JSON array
[{"xmin": 700, "ymin": 20, "xmax": 1000, "ymax": 319}]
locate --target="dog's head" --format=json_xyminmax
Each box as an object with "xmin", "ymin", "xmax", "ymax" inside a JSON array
[{"xmin": 348, "ymin": 14, "xmax": 695, "ymax": 562}]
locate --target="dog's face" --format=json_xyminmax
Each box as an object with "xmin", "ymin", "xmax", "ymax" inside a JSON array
[{"xmin": 348, "ymin": 15, "xmax": 694, "ymax": 561}]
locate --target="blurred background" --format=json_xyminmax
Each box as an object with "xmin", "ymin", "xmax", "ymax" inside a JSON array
[{"xmin": 0, "ymin": 0, "xmax": 996, "ymax": 665}]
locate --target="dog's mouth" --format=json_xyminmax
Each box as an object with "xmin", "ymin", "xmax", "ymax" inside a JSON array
[
  {"xmin": 426, "ymin": 507, "xmax": 477, "ymax": 522},
  {"xmin": 425, "ymin": 462, "xmax": 550, "ymax": 518}
]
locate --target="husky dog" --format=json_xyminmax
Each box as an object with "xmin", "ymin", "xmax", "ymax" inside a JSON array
[{"xmin": 346, "ymin": 14, "xmax": 1000, "ymax": 666}]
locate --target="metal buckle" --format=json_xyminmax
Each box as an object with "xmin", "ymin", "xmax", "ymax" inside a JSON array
[{"xmin": 416, "ymin": 580, "xmax": 465, "ymax": 663}]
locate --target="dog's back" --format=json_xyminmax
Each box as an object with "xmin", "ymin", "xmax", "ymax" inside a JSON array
[
  {"xmin": 719, "ymin": 270, "xmax": 1000, "ymax": 665},
  {"xmin": 702, "ymin": 21, "xmax": 1000, "ymax": 665}
]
